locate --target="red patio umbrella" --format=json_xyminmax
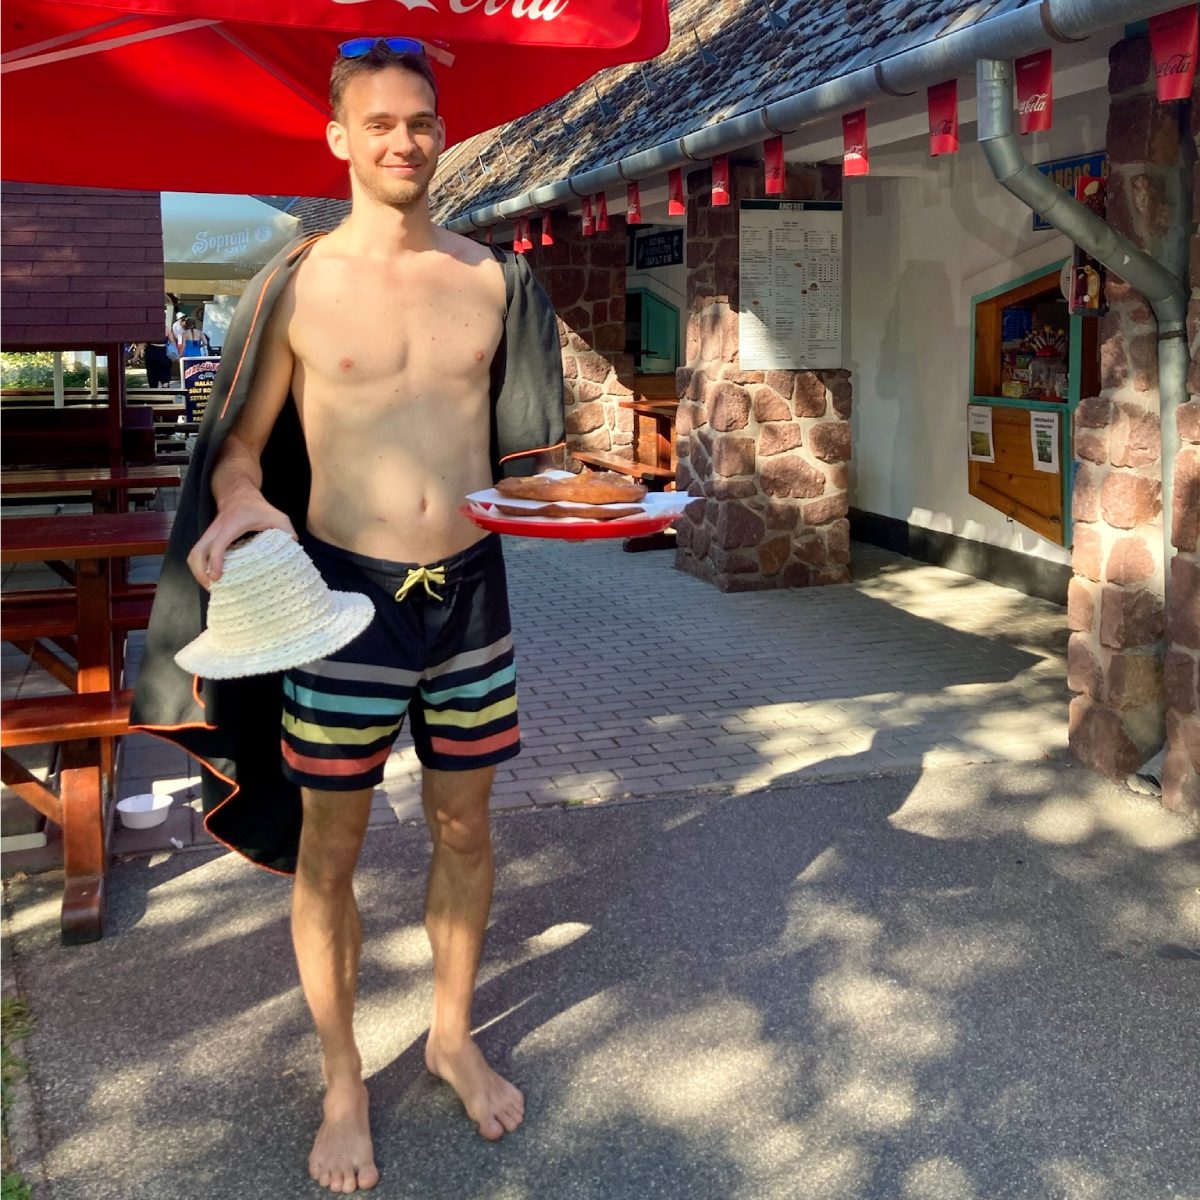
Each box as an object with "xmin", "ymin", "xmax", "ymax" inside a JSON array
[{"xmin": 1, "ymin": 0, "xmax": 669, "ymax": 196}]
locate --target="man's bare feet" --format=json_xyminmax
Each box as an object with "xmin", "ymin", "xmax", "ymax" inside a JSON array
[
  {"xmin": 425, "ymin": 1035, "xmax": 525, "ymax": 1140},
  {"xmin": 309, "ymin": 1074, "xmax": 380, "ymax": 1193}
]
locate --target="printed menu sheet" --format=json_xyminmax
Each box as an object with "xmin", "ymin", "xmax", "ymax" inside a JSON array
[{"xmin": 738, "ymin": 201, "xmax": 843, "ymax": 370}]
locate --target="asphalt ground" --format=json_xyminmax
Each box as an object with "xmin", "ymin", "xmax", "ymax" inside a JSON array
[{"xmin": 4, "ymin": 759, "xmax": 1199, "ymax": 1200}]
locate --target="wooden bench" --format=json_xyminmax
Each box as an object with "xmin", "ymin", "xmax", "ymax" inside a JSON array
[
  {"xmin": 2, "ymin": 590, "xmax": 155, "ymax": 692},
  {"xmin": 1, "ymin": 689, "xmax": 133, "ymax": 943},
  {"xmin": 572, "ymin": 450, "xmax": 676, "ymax": 484},
  {"xmin": 1, "ymin": 405, "xmax": 156, "ymax": 469}
]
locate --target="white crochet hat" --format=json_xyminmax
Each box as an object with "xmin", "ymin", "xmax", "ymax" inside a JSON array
[{"xmin": 174, "ymin": 528, "xmax": 375, "ymax": 680}]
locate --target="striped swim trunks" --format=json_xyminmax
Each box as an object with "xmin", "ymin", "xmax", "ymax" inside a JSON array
[{"xmin": 280, "ymin": 532, "xmax": 520, "ymax": 791}]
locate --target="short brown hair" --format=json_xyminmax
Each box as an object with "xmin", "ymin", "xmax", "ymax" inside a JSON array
[{"xmin": 329, "ymin": 43, "xmax": 439, "ymax": 121}]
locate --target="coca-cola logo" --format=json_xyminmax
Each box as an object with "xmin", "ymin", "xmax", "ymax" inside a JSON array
[
  {"xmin": 931, "ymin": 119, "xmax": 954, "ymax": 136},
  {"xmin": 1018, "ymin": 92, "xmax": 1049, "ymax": 113},
  {"xmin": 845, "ymin": 143, "xmax": 865, "ymax": 157},
  {"xmin": 333, "ymin": 0, "xmax": 569, "ymax": 16},
  {"xmin": 1157, "ymin": 51, "xmax": 1193, "ymax": 76}
]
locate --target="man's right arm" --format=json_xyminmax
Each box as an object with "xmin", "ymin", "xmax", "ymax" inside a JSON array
[{"xmin": 186, "ymin": 303, "xmax": 297, "ymax": 588}]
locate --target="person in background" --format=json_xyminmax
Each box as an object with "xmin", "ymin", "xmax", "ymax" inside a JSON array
[
  {"xmin": 180, "ymin": 317, "xmax": 211, "ymax": 357},
  {"xmin": 144, "ymin": 329, "xmax": 173, "ymax": 388}
]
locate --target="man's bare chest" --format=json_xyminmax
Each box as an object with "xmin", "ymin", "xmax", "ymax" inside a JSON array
[{"xmin": 288, "ymin": 263, "xmax": 504, "ymax": 385}]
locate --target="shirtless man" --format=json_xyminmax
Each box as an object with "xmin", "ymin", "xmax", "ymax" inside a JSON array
[{"xmin": 184, "ymin": 41, "xmax": 552, "ymax": 1194}]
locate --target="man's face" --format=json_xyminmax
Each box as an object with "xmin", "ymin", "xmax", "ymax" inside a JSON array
[{"xmin": 328, "ymin": 66, "xmax": 445, "ymax": 209}]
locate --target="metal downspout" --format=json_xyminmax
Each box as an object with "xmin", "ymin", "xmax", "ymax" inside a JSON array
[{"xmin": 976, "ymin": 56, "xmax": 1189, "ymax": 759}]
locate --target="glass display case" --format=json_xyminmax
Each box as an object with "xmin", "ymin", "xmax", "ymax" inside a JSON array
[{"xmin": 969, "ymin": 261, "xmax": 1101, "ymax": 547}]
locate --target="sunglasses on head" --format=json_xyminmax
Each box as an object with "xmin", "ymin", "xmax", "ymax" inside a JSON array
[{"xmin": 338, "ymin": 36, "xmax": 426, "ymax": 59}]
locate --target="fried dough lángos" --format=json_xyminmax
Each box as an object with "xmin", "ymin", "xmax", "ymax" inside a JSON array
[{"xmin": 495, "ymin": 470, "xmax": 647, "ymax": 506}]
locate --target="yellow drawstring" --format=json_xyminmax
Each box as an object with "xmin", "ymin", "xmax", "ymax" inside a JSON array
[{"xmin": 394, "ymin": 565, "xmax": 446, "ymax": 602}]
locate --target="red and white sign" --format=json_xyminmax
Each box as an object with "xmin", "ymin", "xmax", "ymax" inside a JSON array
[
  {"xmin": 927, "ymin": 79, "xmax": 958, "ymax": 156},
  {"xmin": 1, "ymin": 0, "xmax": 672, "ymax": 196},
  {"xmin": 627, "ymin": 181, "xmax": 643, "ymax": 224},
  {"xmin": 668, "ymin": 167, "xmax": 686, "ymax": 215},
  {"xmin": 512, "ymin": 217, "xmax": 529, "ymax": 253},
  {"xmin": 581, "ymin": 195, "xmax": 594, "ymax": 237},
  {"xmin": 712, "ymin": 154, "xmax": 730, "ymax": 206},
  {"xmin": 764, "ymin": 135, "xmax": 785, "ymax": 195},
  {"xmin": 1150, "ymin": 6, "xmax": 1198, "ymax": 102},
  {"xmin": 540, "ymin": 210, "xmax": 554, "ymax": 246},
  {"xmin": 1015, "ymin": 49, "xmax": 1053, "ymax": 134},
  {"xmin": 843, "ymin": 110, "xmax": 869, "ymax": 177},
  {"xmin": 596, "ymin": 192, "xmax": 610, "ymax": 232}
]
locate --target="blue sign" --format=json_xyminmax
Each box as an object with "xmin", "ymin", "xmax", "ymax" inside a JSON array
[
  {"xmin": 635, "ymin": 229, "xmax": 684, "ymax": 270},
  {"xmin": 182, "ymin": 355, "xmax": 220, "ymax": 422},
  {"xmin": 1032, "ymin": 152, "xmax": 1108, "ymax": 231}
]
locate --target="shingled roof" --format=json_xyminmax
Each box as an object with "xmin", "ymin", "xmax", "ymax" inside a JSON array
[{"xmin": 429, "ymin": 0, "xmax": 1035, "ymax": 224}]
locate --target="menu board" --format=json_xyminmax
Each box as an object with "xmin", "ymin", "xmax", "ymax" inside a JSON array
[
  {"xmin": 182, "ymin": 355, "xmax": 220, "ymax": 422},
  {"xmin": 738, "ymin": 201, "xmax": 843, "ymax": 370}
]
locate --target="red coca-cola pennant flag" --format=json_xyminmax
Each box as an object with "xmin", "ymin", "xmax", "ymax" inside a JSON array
[
  {"xmin": 540, "ymin": 210, "xmax": 554, "ymax": 246},
  {"xmin": 668, "ymin": 167, "xmax": 686, "ymax": 215},
  {"xmin": 1150, "ymin": 6, "xmax": 1198, "ymax": 102},
  {"xmin": 712, "ymin": 154, "xmax": 730, "ymax": 206},
  {"xmin": 596, "ymin": 192, "xmax": 610, "ymax": 232},
  {"xmin": 522, "ymin": 217, "xmax": 535, "ymax": 252},
  {"xmin": 843, "ymin": 110, "xmax": 869, "ymax": 176},
  {"xmin": 581, "ymin": 194, "xmax": 594, "ymax": 237},
  {"xmin": 927, "ymin": 79, "xmax": 958, "ymax": 156},
  {"xmin": 512, "ymin": 217, "xmax": 526, "ymax": 254},
  {"xmin": 1015, "ymin": 49, "xmax": 1053, "ymax": 133},
  {"xmin": 484, "ymin": 226, "xmax": 493, "ymax": 245},
  {"xmin": 764, "ymin": 135, "xmax": 784, "ymax": 195},
  {"xmin": 627, "ymin": 181, "xmax": 643, "ymax": 224}
]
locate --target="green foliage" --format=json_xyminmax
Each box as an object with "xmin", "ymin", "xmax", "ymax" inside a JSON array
[
  {"xmin": 1, "ymin": 999, "xmax": 34, "ymax": 1199},
  {"xmin": 0, "ymin": 1172, "xmax": 31, "ymax": 1200},
  {"xmin": 0, "ymin": 353, "xmax": 107, "ymax": 390}
]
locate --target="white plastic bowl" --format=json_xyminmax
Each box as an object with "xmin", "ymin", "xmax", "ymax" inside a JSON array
[{"xmin": 116, "ymin": 793, "xmax": 173, "ymax": 830}]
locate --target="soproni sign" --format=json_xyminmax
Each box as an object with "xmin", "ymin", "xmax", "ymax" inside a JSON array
[
  {"xmin": 191, "ymin": 225, "xmax": 277, "ymax": 260},
  {"xmin": 331, "ymin": 0, "xmax": 569, "ymax": 17}
]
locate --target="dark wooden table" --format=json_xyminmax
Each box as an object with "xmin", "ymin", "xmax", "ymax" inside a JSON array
[
  {"xmin": 1, "ymin": 465, "xmax": 181, "ymax": 512},
  {"xmin": 1, "ymin": 511, "xmax": 174, "ymax": 937}
]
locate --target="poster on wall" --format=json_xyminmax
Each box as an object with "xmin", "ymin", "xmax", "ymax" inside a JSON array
[
  {"xmin": 738, "ymin": 200, "xmax": 843, "ymax": 370},
  {"xmin": 968, "ymin": 405, "xmax": 995, "ymax": 463},
  {"xmin": 182, "ymin": 355, "xmax": 220, "ymax": 422},
  {"xmin": 1030, "ymin": 410, "xmax": 1060, "ymax": 473},
  {"xmin": 1032, "ymin": 152, "xmax": 1108, "ymax": 231}
]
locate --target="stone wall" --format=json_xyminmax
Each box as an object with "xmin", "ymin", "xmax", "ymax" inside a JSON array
[
  {"xmin": 1067, "ymin": 34, "xmax": 1197, "ymax": 824},
  {"xmin": 676, "ymin": 161, "xmax": 851, "ymax": 591},
  {"xmin": 519, "ymin": 212, "xmax": 634, "ymax": 463},
  {"xmin": 1163, "ymin": 74, "xmax": 1200, "ymax": 824}
]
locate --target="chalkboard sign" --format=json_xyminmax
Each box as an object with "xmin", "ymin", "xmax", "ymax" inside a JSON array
[{"xmin": 635, "ymin": 229, "xmax": 684, "ymax": 270}]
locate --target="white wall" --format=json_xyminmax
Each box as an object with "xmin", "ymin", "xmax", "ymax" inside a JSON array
[{"xmin": 845, "ymin": 84, "xmax": 1111, "ymax": 568}]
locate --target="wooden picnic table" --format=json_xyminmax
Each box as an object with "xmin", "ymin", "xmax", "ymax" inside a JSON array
[
  {"xmin": 1, "ymin": 465, "xmax": 181, "ymax": 512},
  {"xmin": 1, "ymin": 510, "xmax": 174, "ymax": 941}
]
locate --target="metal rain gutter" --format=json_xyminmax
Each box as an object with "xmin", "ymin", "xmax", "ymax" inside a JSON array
[
  {"xmin": 446, "ymin": 0, "xmax": 1168, "ymax": 233},
  {"xmin": 976, "ymin": 54, "xmax": 1187, "ymax": 626}
]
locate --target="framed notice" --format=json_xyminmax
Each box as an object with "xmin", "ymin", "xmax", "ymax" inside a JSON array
[
  {"xmin": 738, "ymin": 201, "xmax": 843, "ymax": 370},
  {"xmin": 1031, "ymin": 410, "xmax": 1060, "ymax": 473},
  {"xmin": 968, "ymin": 405, "xmax": 995, "ymax": 463}
]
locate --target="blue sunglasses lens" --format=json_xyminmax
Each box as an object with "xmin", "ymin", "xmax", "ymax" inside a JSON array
[{"xmin": 338, "ymin": 37, "xmax": 425, "ymax": 59}]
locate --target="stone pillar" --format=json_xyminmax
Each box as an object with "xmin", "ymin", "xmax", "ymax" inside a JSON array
[
  {"xmin": 1068, "ymin": 34, "xmax": 1191, "ymax": 789},
  {"xmin": 675, "ymin": 161, "xmax": 851, "ymax": 591},
  {"xmin": 523, "ymin": 212, "xmax": 634, "ymax": 463},
  {"xmin": 1163, "ymin": 78, "xmax": 1200, "ymax": 825}
]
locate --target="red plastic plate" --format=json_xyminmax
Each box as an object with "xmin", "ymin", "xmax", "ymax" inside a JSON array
[{"xmin": 459, "ymin": 503, "xmax": 678, "ymax": 541}]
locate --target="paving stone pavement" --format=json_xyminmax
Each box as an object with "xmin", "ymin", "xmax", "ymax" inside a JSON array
[{"xmin": 100, "ymin": 537, "xmax": 1069, "ymax": 858}]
